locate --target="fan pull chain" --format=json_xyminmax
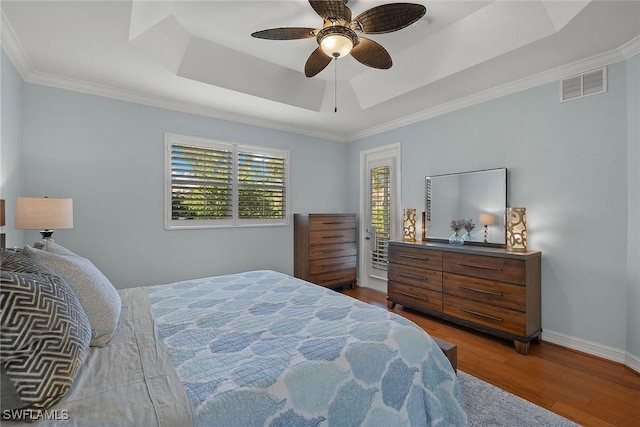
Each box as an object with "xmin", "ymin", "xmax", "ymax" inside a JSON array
[{"xmin": 334, "ymin": 56, "xmax": 338, "ymax": 113}]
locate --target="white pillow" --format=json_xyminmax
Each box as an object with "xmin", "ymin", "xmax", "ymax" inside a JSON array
[
  {"xmin": 23, "ymin": 246, "xmax": 121, "ymax": 347},
  {"xmin": 41, "ymin": 240, "xmax": 78, "ymax": 256}
]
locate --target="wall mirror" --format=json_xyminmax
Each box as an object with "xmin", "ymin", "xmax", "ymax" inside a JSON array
[{"xmin": 425, "ymin": 168, "xmax": 507, "ymax": 245}]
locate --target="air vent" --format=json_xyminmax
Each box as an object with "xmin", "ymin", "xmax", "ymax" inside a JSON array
[{"xmin": 560, "ymin": 67, "xmax": 607, "ymax": 102}]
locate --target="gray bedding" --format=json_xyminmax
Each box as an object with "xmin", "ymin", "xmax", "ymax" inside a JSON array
[{"xmin": 18, "ymin": 287, "xmax": 192, "ymax": 426}]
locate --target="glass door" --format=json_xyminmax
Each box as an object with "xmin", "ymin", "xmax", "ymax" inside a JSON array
[{"xmin": 359, "ymin": 144, "xmax": 401, "ymax": 292}]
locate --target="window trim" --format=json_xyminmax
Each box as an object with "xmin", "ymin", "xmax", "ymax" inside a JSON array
[{"xmin": 164, "ymin": 133, "xmax": 290, "ymax": 230}]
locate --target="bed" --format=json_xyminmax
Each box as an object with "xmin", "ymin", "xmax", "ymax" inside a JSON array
[{"xmin": 1, "ymin": 247, "xmax": 467, "ymax": 426}]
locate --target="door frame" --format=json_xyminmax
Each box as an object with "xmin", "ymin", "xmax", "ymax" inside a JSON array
[{"xmin": 358, "ymin": 143, "xmax": 402, "ymax": 292}]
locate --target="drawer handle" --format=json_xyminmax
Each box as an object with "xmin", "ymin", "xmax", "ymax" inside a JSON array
[
  {"xmin": 458, "ymin": 262, "xmax": 503, "ymax": 272},
  {"xmin": 322, "ymin": 262, "xmax": 346, "ymax": 268},
  {"xmin": 399, "ymin": 254, "xmax": 429, "ymax": 261},
  {"xmin": 458, "ymin": 307, "xmax": 503, "ymax": 322},
  {"xmin": 322, "ymin": 221, "xmax": 348, "ymax": 225},
  {"xmin": 397, "ymin": 291, "xmax": 427, "ymax": 301},
  {"xmin": 459, "ymin": 286, "xmax": 503, "ymax": 297},
  {"xmin": 399, "ymin": 272, "xmax": 428, "ymax": 282},
  {"xmin": 321, "ymin": 248, "xmax": 346, "ymax": 254}
]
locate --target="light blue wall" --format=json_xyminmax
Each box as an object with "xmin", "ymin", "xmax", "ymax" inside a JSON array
[
  {"xmin": 3, "ymin": 47, "xmax": 637, "ymax": 359},
  {"xmin": 627, "ymin": 53, "xmax": 640, "ymax": 357},
  {"xmin": 347, "ymin": 60, "xmax": 634, "ymax": 355},
  {"xmin": 1, "ymin": 51, "xmax": 24, "ymax": 246},
  {"xmin": 17, "ymin": 83, "xmax": 349, "ymax": 287}
]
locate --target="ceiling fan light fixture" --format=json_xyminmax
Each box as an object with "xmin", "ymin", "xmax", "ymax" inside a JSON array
[
  {"xmin": 317, "ymin": 26, "xmax": 358, "ymax": 58},
  {"xmin": 252, "ymin": 1, "xmax": 426, "ymax": 77}
]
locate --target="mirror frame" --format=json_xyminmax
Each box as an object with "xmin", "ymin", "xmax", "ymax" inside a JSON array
[{"xmin": 425, "ymin": 167, "xmax": 508, "ymax": 247}]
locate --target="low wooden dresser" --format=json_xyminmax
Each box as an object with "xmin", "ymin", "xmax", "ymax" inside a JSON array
[
  {"xmin": 294, "ymin": 214, "xmax": 357, "ymax": 289},
  {"xmin": 387, "ymin": 241, "xmax": 541, "ymax": 354}
]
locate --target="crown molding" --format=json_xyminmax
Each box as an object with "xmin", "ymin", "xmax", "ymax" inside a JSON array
[
  {"xmin": 2, "ymin": 4, "xmax": 637, "ymax": 145},
  {"xmin": 0, "ymin": 10, "xmax": 33, "ymax": 79},
  {"xmin": 346, "ymin": 35, "xmax": 640, "ymax": 142},
  {"xmin": 25, "ymin": 70, "xmax": 347, "ymax": 143},
  {"xmin": 619, "ymin": 33, "xmax": 640, "ymax": 59}
]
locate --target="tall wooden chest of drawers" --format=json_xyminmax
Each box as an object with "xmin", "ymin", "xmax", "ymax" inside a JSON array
[
  {"xmin": 294, "ymin": 214, "xmax": 357, "ymax": 289},
  {"xmin": 387, "ymin": 241, "xmax": 541, "ymax": 354}
]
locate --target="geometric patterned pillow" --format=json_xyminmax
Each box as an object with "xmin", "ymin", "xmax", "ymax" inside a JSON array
[
  {"xmin": 0, "ymin": 250, "xmax": 57, "ymax": 276},
  {"xmin": 0, "ymin": 270, "xmax": 91, "ymax": 421}
]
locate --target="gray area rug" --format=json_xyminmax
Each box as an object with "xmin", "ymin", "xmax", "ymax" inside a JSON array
[{"xmin": 458, "ymin": 371, "xmax": 579, "ymax": 426}]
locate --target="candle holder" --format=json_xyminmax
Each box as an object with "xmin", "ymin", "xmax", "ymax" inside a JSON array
[
  {"xmin": 403, "ymin": 209, "xmax": 417, "ymax": 242},
  {"xmin": 506, "ymin": 207, "xmax": 527, "ymax": 252}
]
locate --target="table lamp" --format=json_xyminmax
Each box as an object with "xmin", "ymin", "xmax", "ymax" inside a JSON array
[
  {"xmin": 479, "ymin": 213, "xmax": 496, "ymax": 243},
  {"xmin": 15, "ymin": 197, "xmax": 73, "ymax": 246}
]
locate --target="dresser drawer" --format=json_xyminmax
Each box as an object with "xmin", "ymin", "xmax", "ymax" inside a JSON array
[
  {"xmin": 443, "ymin": 295, "xmax": 526, "ymax": 336},
  {"xmin": 309, "ymin": 229, "xmax": 356, "ymax": 245},
  {"xmin": 389, "ymin": 264, "xmax": 442, "ymax": 292},
  {"xmin": 443, "ymin": 272, "xmax": 525, "ymax": 312},
  {"xmin": 388, "ymin": 282, "xmax": 442, "ymax": 312},
  {"xmin": 309, "ymin": 256, "xmax": 356, "ymax": 274},
  {"xmin": 443, "ymin": 252, "xmax": 525, "ymax": 285},
  {"xmin": 310, "ymin": 269, "xmax": 357, "ymax": 287},
  {"xmin": 308, "ymin": 243, "xmax": 357, "ymax": 260},
  {"xmin": 389, "ymin": 245, "xmax": 442, "ymax": 271},
  {"xmin": 309, "ymin": 216, "xmax": 357, "ymax": 231}
]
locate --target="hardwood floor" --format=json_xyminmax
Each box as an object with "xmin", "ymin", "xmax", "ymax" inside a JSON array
[{"xmin": 342, "ymin": 287, "xmax": 640, "ymax": 427}]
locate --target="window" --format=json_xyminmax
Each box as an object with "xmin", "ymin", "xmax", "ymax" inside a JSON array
[
  {"xmin": 165, "ymin": 134, "xmax": 289, "ymax": 229},
  {"xmin": 370, "ymin": 165, "xmax": 391, "ymax": 271}
]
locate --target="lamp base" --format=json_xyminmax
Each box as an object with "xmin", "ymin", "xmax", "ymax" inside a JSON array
[
  {"xmin": 35, "ymin": 230, "xmax": 55, "ymax": 250},
  {"xmin": 39, "ymin": 230, "xmax": 54, "ymax": 239}
]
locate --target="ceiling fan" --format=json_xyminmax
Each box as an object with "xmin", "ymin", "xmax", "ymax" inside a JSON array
[{"xmin": 251, "ymin": 0, "xmax": 426, "ymax": 77}]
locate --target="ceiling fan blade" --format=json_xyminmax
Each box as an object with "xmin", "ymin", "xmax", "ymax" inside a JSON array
[
  {"xmin": 354, "ymin": 3, "xmax": 426, "ymax": 34},
  {"xmin": 309, "ymin": 0, "xmax": 345, "ymax": 22},
  {"xmin": 305, "ymin": 47, "xmax": 332, "ymax": 77},
  {"xmin": 344, "ymin": 6, "xmax": 352, "ymax": 23},
  {"xmin": 351, "ymin": 37, "xmax": 392, "ymax": 69},
  {"xmin": 251, "ymin": 27, "xmax": 317, "ymax": 40}
]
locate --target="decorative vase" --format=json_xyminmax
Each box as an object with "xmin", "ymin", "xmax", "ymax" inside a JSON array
[
  {"xmin": 449, "ymin": 231, "xmax": 464, "ymax": 245},
  {"xmin": 462, "ymin": 231, "xmax": 472, "ymax": 241}
]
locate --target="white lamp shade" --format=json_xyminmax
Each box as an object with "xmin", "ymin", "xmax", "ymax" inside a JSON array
[
  {"xmin": 15, "ymin": 197, "xmax": 73, "ymax": 230},
  {"xmin": 479, "ymin": 213, "xmax": 496, "ymax": 225}
]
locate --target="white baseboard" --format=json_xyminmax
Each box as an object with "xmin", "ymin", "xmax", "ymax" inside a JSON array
[
  {"xmin": 624, "ymin": 352, "xmax": 640, "ymax": 374},
  {"xmin": 357, "ymin": 295, "xmax": 640, "ymax": 373},
  {"xmin": 542, "ymin": 330, "xmax": 640, "ymax": 374}
]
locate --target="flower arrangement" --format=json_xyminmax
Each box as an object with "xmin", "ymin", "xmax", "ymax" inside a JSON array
[
  {"xmin": 462, "ymin": 219, "xmax": 475, "ymax": 232},
  {"xmin": 450, "ymin": 219, "xmax": 463, "ymax": 232},
  {"xmin": 450, "ymin": 219, "xmax": 475, "ymax": 233}
]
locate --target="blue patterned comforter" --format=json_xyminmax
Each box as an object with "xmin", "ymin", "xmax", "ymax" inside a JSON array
[{"xmin": 146, "ymin": 270, "xmax": 467, "ymax": 426}]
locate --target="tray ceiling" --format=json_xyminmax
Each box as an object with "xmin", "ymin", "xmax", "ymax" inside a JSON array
[{"xmin": 2, "ymin": 1, "xmax": 639, "ymax": 141}]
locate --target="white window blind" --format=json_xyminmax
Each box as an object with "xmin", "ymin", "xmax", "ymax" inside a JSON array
[
  {"xmin": 238, "ymin": 150, "xmax": 286, "ymax": 220},
  {"xmin": 165, "ymin": 134, "xmax": 289, "ymax": 229},
  {"xmin": 170, "ymin": 143, "xmax": 233, "ymax": 221},
  {"xmin": 425, "ymin": 178, "xmax": 432, "ymax": 223},
  {"xmin": 370, "ymin": 165, "xmax": 391, "ymax": 271}
]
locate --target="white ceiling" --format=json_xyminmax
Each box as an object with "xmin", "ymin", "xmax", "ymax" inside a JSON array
[{"xmin": 2, "ymin": 1, "xmax": 639, "ymax": 141}]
